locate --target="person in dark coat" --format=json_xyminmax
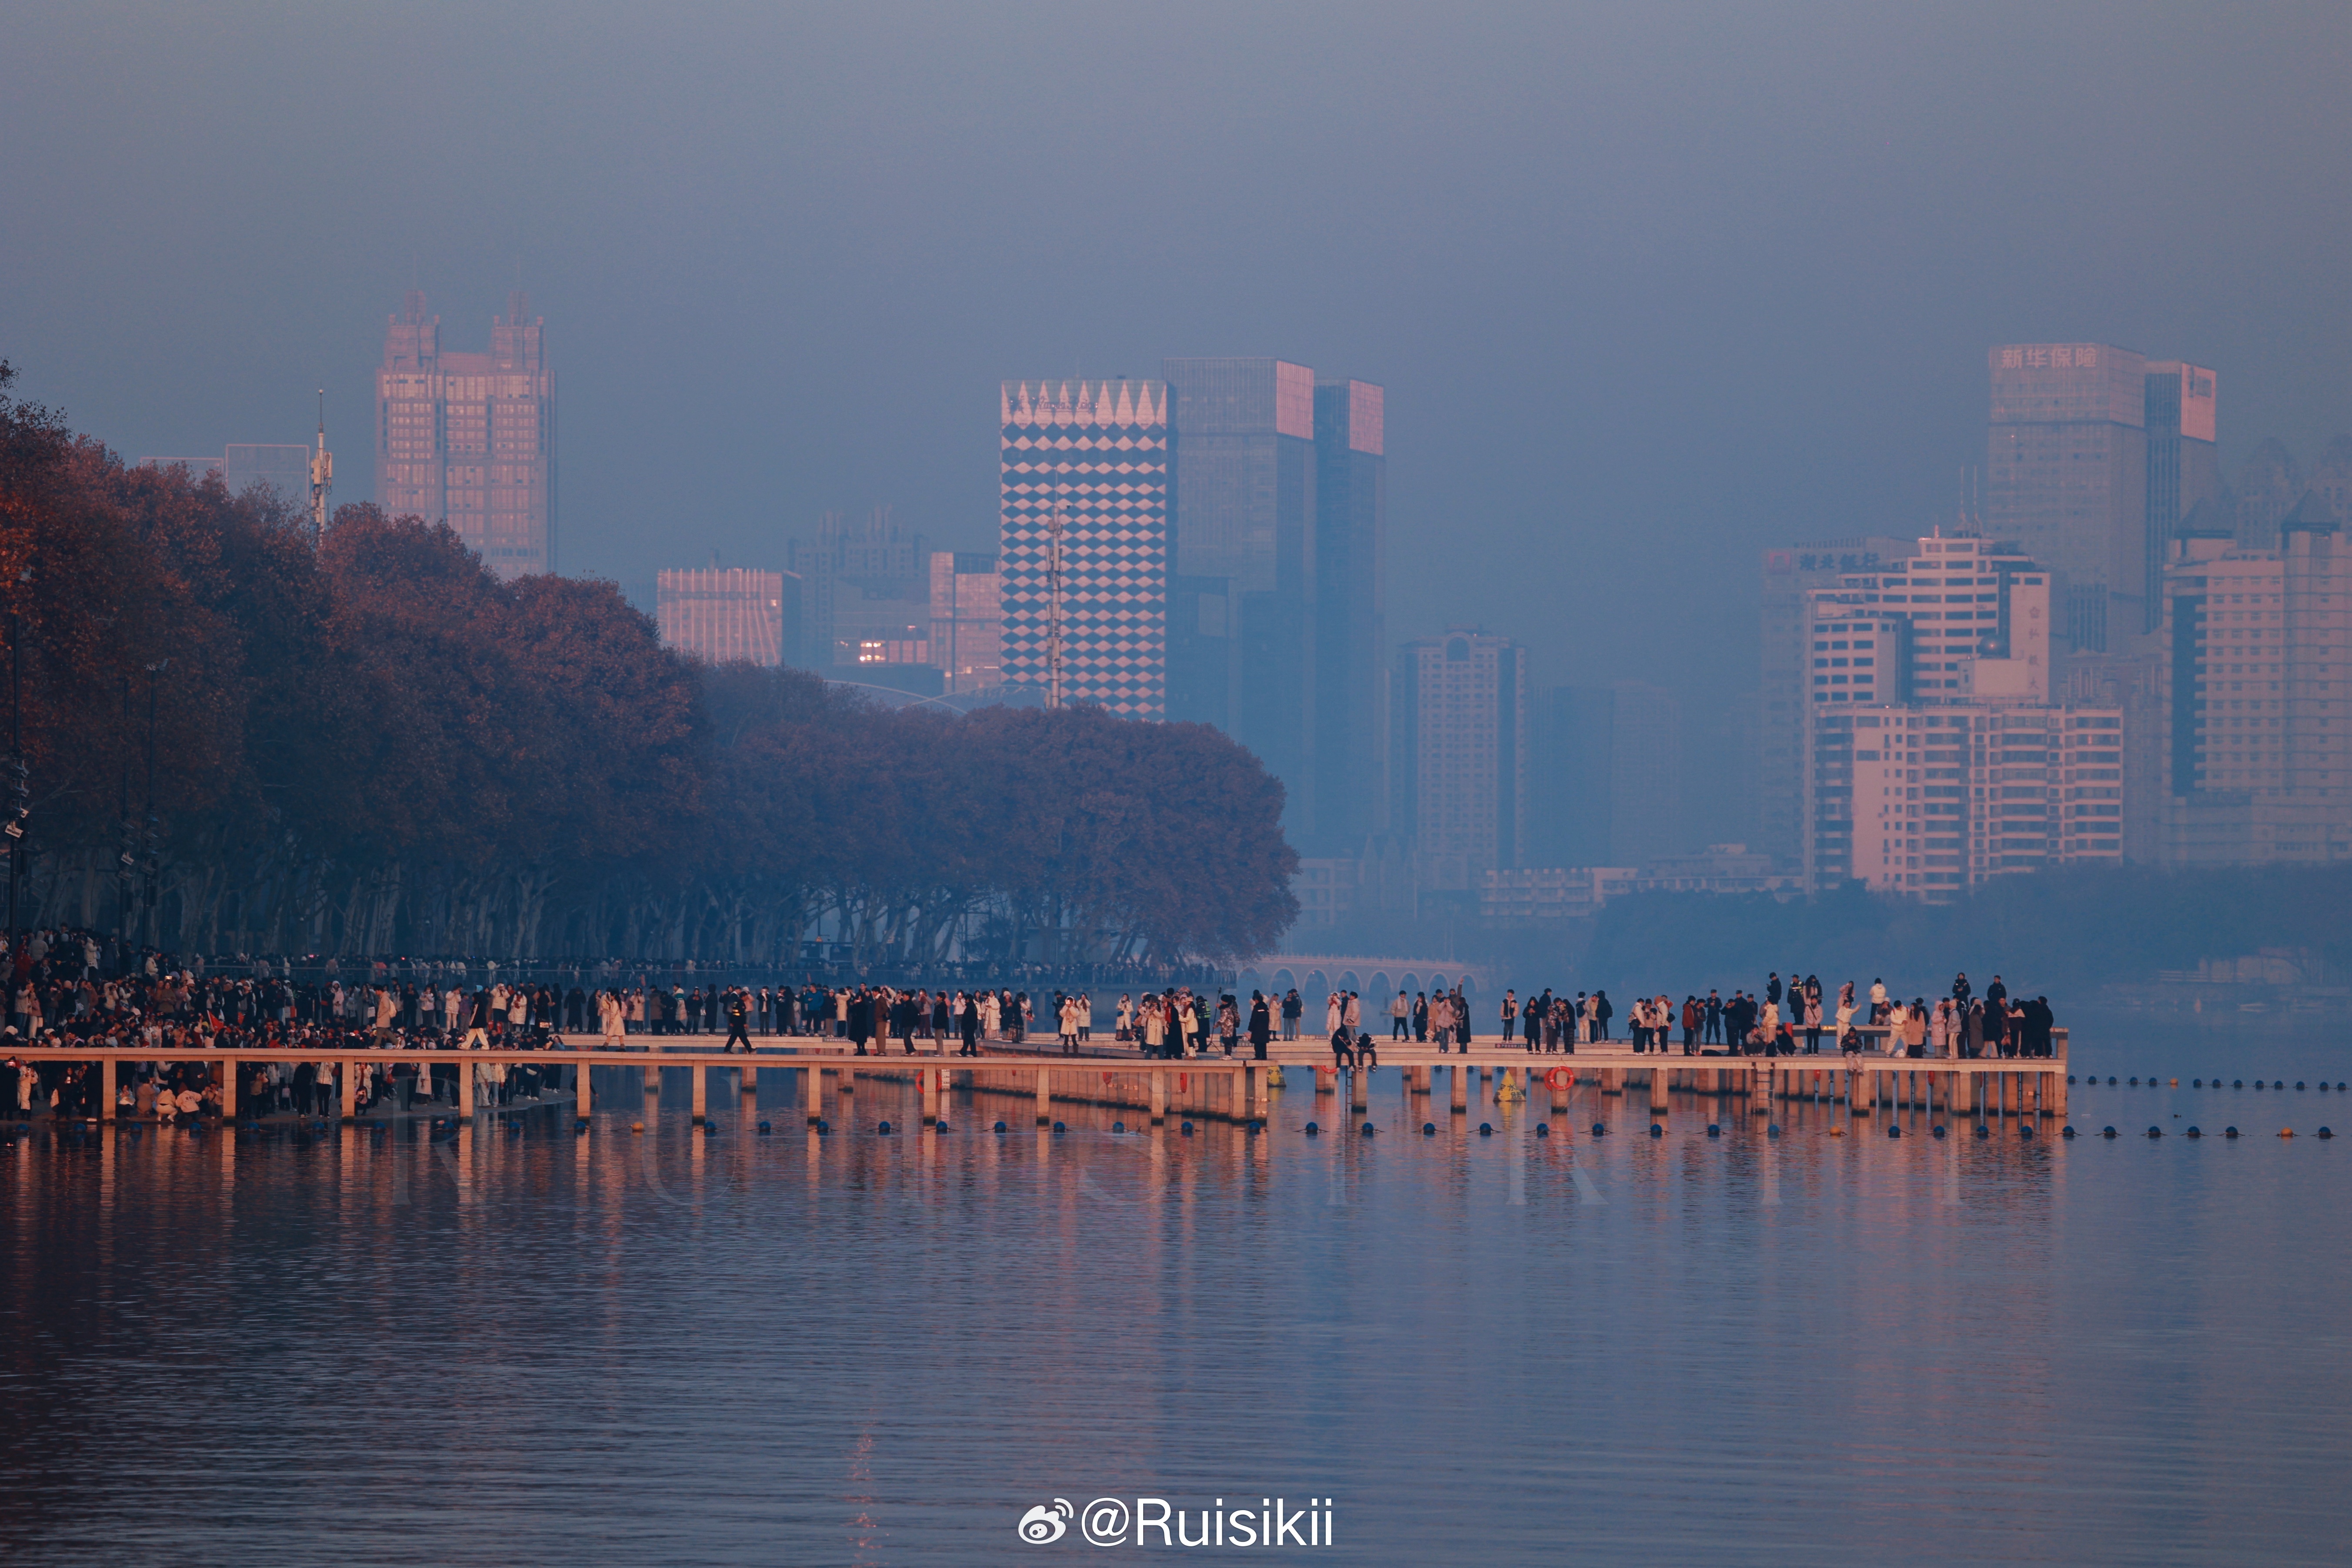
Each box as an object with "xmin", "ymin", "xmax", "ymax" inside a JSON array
[{"xmin": 1248, "ymin": 993, "xmax": 1273, "ymax": 1060}]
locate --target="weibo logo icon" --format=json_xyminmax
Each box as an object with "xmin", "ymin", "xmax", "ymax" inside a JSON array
[{"xmin": 1018, "ymin": 1499, "xmax": 1074, "ymax": 1543}]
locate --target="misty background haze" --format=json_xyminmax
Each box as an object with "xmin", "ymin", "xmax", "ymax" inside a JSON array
[{"xmin": 5, "ymin": 2, "xmax": 2350, "ymax": 849}]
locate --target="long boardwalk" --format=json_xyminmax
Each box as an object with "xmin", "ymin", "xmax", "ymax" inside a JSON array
[{"xmin": 16, "ymin": 1029, "xmax": 2071, "ymax": 1128}]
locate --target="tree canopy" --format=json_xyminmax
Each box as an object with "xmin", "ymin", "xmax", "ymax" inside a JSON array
[{"xmin": 0, "ymin": 364, "xmax": 1298, "ymax": 961}]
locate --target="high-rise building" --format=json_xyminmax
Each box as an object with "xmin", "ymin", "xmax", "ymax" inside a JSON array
[
  {"xmin": 1162, "ymin": 358, "xmax": 1318, "ymax": 825},
  {"xmin": 656, "ymin": 568, "xmax": 790, "ymax": 667},
  {"xmin": 2143, "ymin": 361, "xmax": 2220, "ymax": 630},
  {"xmin": 2159, "ymin": 507, "xmax": 2352, "ymax": 863},
  {"xmin": 1392, "ymin": 629, "xmax": 1526, "ymax": 892},
  {"xmin": 1311, "ymin": 378, "xmax": 1386, "ymax": 854},
  {"xmin": 999, "ymin": 379, "xmax": 1169, "ymax": 718},
  {"xmin": 1758, "ymin": 537, "xmax": 1912, "ymax": 865},
  {"xmin": 1533, "ymin": 681, "xmax": 1683, "ymax": 868},
  {"xmin": 1986, "ymin": 342, "xmax": 2145, "ymax": 651},
  {"xmin": 375, "ymin": 290, "xmax": 555, "ymax": 579},
  {"xmin": 1824, "ymin": 702, "xmax": 2125, "ymax": 900},
  {"xmin": 786, "ymin": 506, "xmax": 929, "ymax": 670},
  {"xmin": 928, "ymin": 551, "xmax": 1003, "ymax": 695}
]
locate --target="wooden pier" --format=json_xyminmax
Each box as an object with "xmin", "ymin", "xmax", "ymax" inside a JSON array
[{"xmin": 13, "ymin": 1028, "xmax": 2069, "ymax": 1128}]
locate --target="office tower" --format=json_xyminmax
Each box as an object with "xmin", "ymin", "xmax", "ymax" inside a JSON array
[
  {"xmin": 1162, "ymin": 358, "xmax": 1318, "ymax": 829},
  {"xmin": 1758, "ymin": 537, "xmax": 1912, "ymax": 865},
  {"xmin": 929, "ymin": 551, "xmax": 1003, "ymax": 695},
  {"xmin": 785, "ymin": 506, "xmax": 930, "ymax": 669},
  {"xmin": 1311, "ymin": 378, "xmax": 1386, "ymax": 854},
  {"xmin": 376, "ymin": 290, "xmax": 556, "ymax": 579},
  {"xmin": 2159, "ymin": 506, "xmax": 2352, "ymax": 863},
  {"xmin": 2231, "ymin": 439, "xmax": 2303, "ymax": 550},
  {"xmin": 2143, "ymin": 362, "xmax": 2219, "ymax": 629},
  {"xmin": 998, "ymin": 379, "xmax": 1169, "ymax": 718},
  {"xmin": 1986, "ymin": 342, "xmax": 2146, "ymax": 651},
  {"xmin": 655, "ymin": 568, "xmax": 788, "ymax": 666},
  {"xmin": 1391, "ymin": 630, "xmax": 1526, "ymax": 892},
  {"xmin": 1821, "ymin": 703, "xmax": 2124, "ymax": 900},
  {"xmin": 1534, "ymin": 682, "xmax": 1683, "ymax": 868}
]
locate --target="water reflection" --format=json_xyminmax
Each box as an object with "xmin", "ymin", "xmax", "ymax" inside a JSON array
[{"xmin": 0, "ymin": 1031, "xmax": 2346, "ymax": 1565}]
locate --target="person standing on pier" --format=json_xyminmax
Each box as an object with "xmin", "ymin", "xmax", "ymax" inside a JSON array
[
  {"xmin": 1248, "ymin": 992, "xmax": 1272, "ymax": 1059},
  {"xmin": 724, "ymin": 989, "xmax": 752, "ymax": 1053},
  {"xmin": 959, "ymin": 992, "xmax": 981, "ymax": 1056}
]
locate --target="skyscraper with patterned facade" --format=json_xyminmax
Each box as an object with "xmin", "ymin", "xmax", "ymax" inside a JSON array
[
  {"xmin": 998, "ymin": 379, "xmax": 1169, "ymax": 719},
  {"xmin": 655, "ymin": 568, "xmax": 790, "ymax": 667},
  {"xmin": 1986, "ymin": 343, "xmax": 2145, "ymax": 652},
  {"xmin": 1391, "ymin": 629, "xmax": 1526, "ymax": 891},
  {"xmin": 376, "ymin": 291, "xmax": 556, "ymax": 579}
]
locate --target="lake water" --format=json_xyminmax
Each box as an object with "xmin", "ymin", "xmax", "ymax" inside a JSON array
[{"xmin": 2, "ymin": 1006, "xmax": 2347, "ymax": 1564}]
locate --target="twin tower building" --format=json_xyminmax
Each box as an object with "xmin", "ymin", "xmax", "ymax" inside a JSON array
[{"xmin": 1000, "ymin": 361, "xmax": 1386, "ymax": 854}]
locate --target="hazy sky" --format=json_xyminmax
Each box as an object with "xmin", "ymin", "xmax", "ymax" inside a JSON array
[{"xmin": 6, "ymin": 2, "xmax": 2349, "ymax": 711}]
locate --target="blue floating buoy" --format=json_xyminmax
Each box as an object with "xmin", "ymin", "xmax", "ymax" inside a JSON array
[
  {"xmin": 993, "ymin": 1120, "xmax": 1007, "ymax": 1133},
  {"xmin": 1975, "ymin": 1124, "xmax": 1991, "ymax": 1139},
  {"xmin": 1592, "ymin": 1123, "xmax": 1607, "ymax": 1137},
  {"xmin": 1247, "ymin": 1121, "xmax": 1262, "ymax": 1134},
  {"xmin": 1052, "ymin": 1121, "xmax": 1066, "ymax": 1134},
  {"xmin": 1648, "ymin": 1124, "xmax": 1663, "ymax": 1138},
  {"xmin": 1360, "ymin": 1122, "xmax": 1376, "ymax": 1137},
  {"xmin": 2067, "ymin": 1074, "xmax": 2077, "ymax": 1083},
  {"xmin": 1932, "ymin": 1124, "xmax": 1948, "ymax": 1139},
  {"xmin": 1181, "ymin": 1121, "xmax": 1194, "ymax": 1136},
  {"xmin": 2254, "ymin": 1081, "xmax": 2265, "ymax": 1091},
  {"xmin": 2322, "ymin": 1083, "xmax": 2332, "ymax": 1093},
  {"xmin": 876, "ymin": 1120, "xmax": 891, "ymax": 1135},
  {"xmin": 2129, "ymin": 1077, "xmax": 2138, "ymax": 1086},
  {"xmin": 2019, "ymin": 1123, "xmax": 2035, "ymax": 1139},
  {"xmin": 1887, "ymin": 1125, "xmax": 1902, "ymax": 1139},
  {"xmin": 2107, "ymin": 1077, "xmax": 2117, "ymax": 1086},
  {"xmin": 2101, "ymin": 1126, "xmax": 2117, "ymax": 1138},
  {"xmin": 2295, "ymin": 1082, "xmax": 2306, "ymax": 1091},
  {"xmin": 2225, "ymin": 1126, "xmax": 2239, "ymax": 1138},
  {"xmin": 2062, "ymin": 1125, "xmax": 2077, "ymax": 1138},
  {"xmin": 2234, "ymin": 1080, "xmax": 2243, "ymax": 1089},
  {"xmin": 1423, "ymin": 1122, "xmax": 1437, "ymax": 1135},
  {"xmin": 935, "ymin": 1122, "xmax": 950, "ymax": 1133},
  {"xmin": 1111, "ymin": 1120, "xmax": 1125, "ymax": 1133},
  {"xmin": 2193, "ymin": 1079, "xmax": 2203, "ymax": 1087},
  {"xmin": 1304, "ymin": 1121, "xmax": 1320, "ymax": 1136},
  {"xmin": 1767, "ymin": 1124, "xmax": 1781, "ymax": 1138},
  {"xmin": 1478, "ymin": 1123, "xmax": 1493, "ymax": 1136},
  {"xmin": 1534, "ymin": 1123, "xmax": 1549, "ymax": 1138},
  {"xmin": 2147, "ymin": 1126, "xmax": 2162, "ymax": 1138},
  {"xmin": 816, "ymin": 1119, "xmax": 830, "ymax": 1134},
  {"xmin": 757, "ymin": 1120, "xmax": 772, "ymax": 1134},
  {"xmin": 1706, "ymin": 1124, "xmax": 1721, "ymax": 1137},
  {"xmin": 2339, "ymin": 1084, "xmax": 2347, "ymax": 1092},
  {"xmin": 2319, "ymin": 1127, "xmax": 2334, "ymax": 1139},
  {"xmin": 2187, "ymin": 1127, "xmax": 2201, "ymax": 1138}
]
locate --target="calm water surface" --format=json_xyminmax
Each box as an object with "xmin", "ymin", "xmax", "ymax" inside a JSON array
[{"xmin": 2, "ymin": 1006, "xmax": 2347, "ymax": 1565}]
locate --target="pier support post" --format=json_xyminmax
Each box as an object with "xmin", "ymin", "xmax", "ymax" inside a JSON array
[
  {"xmin": 922, "ymin": 1069, "xmax": 940, "ymax": 1127},
  {"xmin": 741, "ymin": 1065, "xmax": 759, "ymax": 1097},
  {"xmin": 221, "ymin": 1057, "xmax": 237, "ymax": 1122},
  {"xmin": 1755, "ymin": 1062, "xmax": 1771, "ymax": 1115},
  {"xmin": 100, "ymin": 1056, "xmax": 116, "ymax": 1123},
  {"xmin": 1451, "ymin": 1064, "xmax": 1468, "ymax": 1115},
  {"xmin": 1600, "ymin": 1068, "xmax": 1620, "ymax": 1097},
  {"xmin": 342, "ymin": 1060, "xmax": 361, "ymax": 1123},
  {"xmin": 1150, "ymin": 1070, "xmax": 1168, "ymax": 1124},
  {"xmin": 573, "ymin": 1061, "xmax": 589, "ymax": 1120},
  {"xmin": 804, "ymin": 1065, "xmax": 823, "ymax": 1125},
  {"xmin": 1037, "ymin": 1069, "xmax": 1053, "ymax": 1127},
  {"xmin": 2053, "ymin": 1067, "xmax": 2068, "ymax": 1120},
  {"xmin": 1649, "ymin": 1065, "xmax": 1668, "ymax": 1119},
  {"xmin": 1549, "ymin": 1071, "xmax": 1567, "ymax": 1117},
  {"xmin": 1350, "ymin": 1067, "xmax": 1368, "ymax": 1113},
  {"xmin": 691, "ymin": 1063, "xmax": 707, "ymax": 1125}
]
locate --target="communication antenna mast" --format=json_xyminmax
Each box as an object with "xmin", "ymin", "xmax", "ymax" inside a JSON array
[
  {"xmin": 1046, "ymin": 499, "xmax": 1066, "ymax": 711},
  {"xmin": 308, "ymin": 390, "xmax": 333, "ymax": 543}
]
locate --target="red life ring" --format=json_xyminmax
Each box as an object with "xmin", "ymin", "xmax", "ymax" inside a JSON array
[{"xmin": 1545, "ymin": 1067, "xmax": 1573, "ymax": 1091}]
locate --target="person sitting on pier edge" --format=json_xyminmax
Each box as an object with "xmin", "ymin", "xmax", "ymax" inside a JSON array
[
  {"xmin": 1329, "ymin": 1022, "xmax": 1355, "ymax": 1068},
  {"xmin": 1354, "ymin": 1030, "xmax": 1378, "ymax": 1070}
]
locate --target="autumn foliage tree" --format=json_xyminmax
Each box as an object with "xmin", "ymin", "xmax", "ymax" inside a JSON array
[{"xmin": 0, "ymin": 364, "xmax": 1298, "ymax": 963}]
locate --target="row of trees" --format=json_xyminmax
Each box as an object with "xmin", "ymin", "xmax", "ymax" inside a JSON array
[{"xmin": 0, "ymin": 364, "xmax": 1298, "ymax": 963}]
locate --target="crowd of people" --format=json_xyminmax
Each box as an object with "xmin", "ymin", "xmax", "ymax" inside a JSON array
[{"xmin": 0, "ymin": 925, "xmax": 2064, "ymax": 1121}]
